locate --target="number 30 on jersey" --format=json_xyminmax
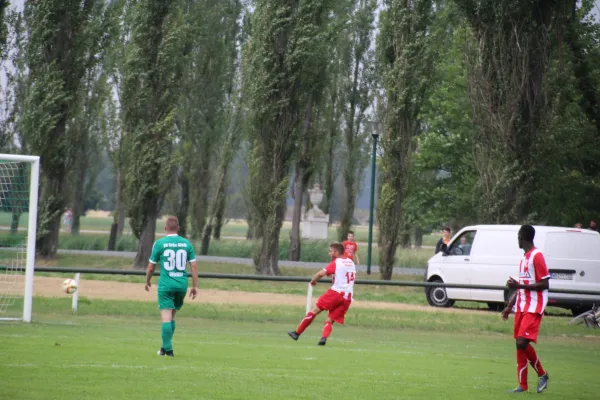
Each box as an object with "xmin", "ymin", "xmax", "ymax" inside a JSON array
[{"xmin": 163, "ymin": 249, "xmax": 187, "ymax": 271}]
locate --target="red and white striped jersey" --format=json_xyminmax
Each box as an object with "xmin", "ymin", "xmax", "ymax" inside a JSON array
[
  {"xmin": 516, "ymin": 248, "xmax": 550, "ymax": 314},
  {"xmin": 324, "ymin": 257, "xmax": 356, "ymax": 301}
]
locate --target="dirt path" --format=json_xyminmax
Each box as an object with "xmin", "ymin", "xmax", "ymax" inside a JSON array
[{"xmin": 35, "ymin": 276, "xmax": 485, "ymax": 315}]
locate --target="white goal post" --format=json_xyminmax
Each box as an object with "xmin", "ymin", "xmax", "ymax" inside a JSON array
[{"xmin": 0, "ymin": 154, "xmax": 39, "ymax": 322}]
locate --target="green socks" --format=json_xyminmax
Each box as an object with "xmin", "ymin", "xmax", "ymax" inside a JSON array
[
  {"xmin": 171, "ymin": 320, "xmax": 176, "ymax": 336},
  {"xmin": 161, "ymin": 322, "xmax": 173, "ymax": 351}
]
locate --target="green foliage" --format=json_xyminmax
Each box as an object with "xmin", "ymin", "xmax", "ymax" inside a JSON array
[
  {"xmin": 245, "ymin": 0, "xmax": 336, "ymax": 274},
  {"xmin": 0, "ymin": 0, "xmax": 8, "ymax": 60},
  {"xmin": 376, "ymin": 0, "xmax": 435, "ymax": 279},
  {"xmin": 121, "ymin": 0, "xmax": 186, "ymax": 242},
  {"xmin": 171, "ymin": 0, "xmax": 242, "ymax": 239},
  {"xmin": 526, "ymin": 55, "xmax": 600, "ymax": 225},
  {"xmin": 405, "ymin": 10, "xmax": 479, "ymax": 230},
  {"xmin": 337, "ymin": 0, "xmax": 378, "ymax": 241},
  {"xmin": 68, "ymin": 1, "xmax": 116, "ymax": 234},
  {"xmin": 21, "ymin": 0, "xmax": 102, "ymax": 257},
  {"xmin": 454, "ymin": 0, "xmax": 576, "ymax": 223}
]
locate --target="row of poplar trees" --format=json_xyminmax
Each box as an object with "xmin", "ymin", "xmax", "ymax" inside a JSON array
[{"xmin": 1, "ymin": 0, "xmax": 600, "ymax": 279}]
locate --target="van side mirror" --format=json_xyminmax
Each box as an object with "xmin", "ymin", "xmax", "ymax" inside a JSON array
[{"xmin": 441, "ymin": 243, "xmax": 450, "ymax": 256}]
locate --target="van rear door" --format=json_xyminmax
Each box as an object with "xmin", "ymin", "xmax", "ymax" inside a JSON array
[{"xmin": 544, "ymin": 230, "xmax": 600, "ymax": 307}]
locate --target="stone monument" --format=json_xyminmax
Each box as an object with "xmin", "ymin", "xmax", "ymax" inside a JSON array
[{"xmin": 301, "ymin": 183, "xmax": 329, "ymax": 239}]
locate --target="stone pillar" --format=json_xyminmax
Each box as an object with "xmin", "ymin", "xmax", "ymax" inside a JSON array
[{"xmin": 301, "ymin": 184, "xmax": 330, "ymax": 240}]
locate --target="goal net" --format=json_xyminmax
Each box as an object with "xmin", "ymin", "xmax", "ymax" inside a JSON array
[{"xmin": 0, "ymin": 154, "xmax": 39, "ymax": 322}]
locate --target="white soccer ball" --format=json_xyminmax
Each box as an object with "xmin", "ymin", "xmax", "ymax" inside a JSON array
[{"xmin": 62, "ymin": 279, "xmax": 78, "ymax": 295}]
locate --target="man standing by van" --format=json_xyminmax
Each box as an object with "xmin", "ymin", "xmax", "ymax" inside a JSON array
[{"xmin": 502, "ymin": 225, "xmax": 550, "ymax": 393}]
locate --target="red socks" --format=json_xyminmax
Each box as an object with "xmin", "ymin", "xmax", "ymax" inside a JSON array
[
  {"xmin": 517, "ymin": 349, "xmax": 529, "ymax": 390},
  {"xmin": 517, "ymin": 345, "xmax": 546, "ymax": 390},
  {"xmin": 322, "ymin": 321, "xmax": 333, "ymax": 338},
  {"xmin": 525, "ymin": 344, "xmax": 546, "ymax": 377},
  {"xmin": 296, "ymin": 312, "xmax": 315, "ymax": 334}
]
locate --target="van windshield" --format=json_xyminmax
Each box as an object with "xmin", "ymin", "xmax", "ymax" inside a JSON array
[{"xmin": 545, "ymin": 232, "xmax": 600, "ymax": 260}]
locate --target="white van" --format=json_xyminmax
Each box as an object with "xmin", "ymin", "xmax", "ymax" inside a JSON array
[{"xmin": 424, "ymin": 225, "xmax": 600, "ymax": 314}]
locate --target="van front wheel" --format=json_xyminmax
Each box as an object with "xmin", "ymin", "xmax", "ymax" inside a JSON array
[{"xmin": 426, "ymin": 278, "xmax": 455, "ymax": 308}]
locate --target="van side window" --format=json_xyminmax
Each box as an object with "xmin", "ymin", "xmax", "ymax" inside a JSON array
[{"xmin": 449, "ymin": 231, "xmax": 476, "ymax": 256}]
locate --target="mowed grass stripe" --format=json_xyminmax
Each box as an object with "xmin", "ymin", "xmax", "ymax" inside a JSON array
[
  {"xmin": 0, "ymin": 314, "xmax": 598, "ymax": 400},
  {"xmin": 19, "ymin": 297, "xmax": 600, "ymax": 336}
]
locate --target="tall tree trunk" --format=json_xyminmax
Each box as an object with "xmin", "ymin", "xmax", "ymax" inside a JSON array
[
  {"xmin": 288, "ymin": 166, "xmax": 305, "ymax": 261},
  {"xmin": 10, "ymin": 163, "xmax": 26, "ymax": 234},
  {"xmin": 201, "ymin": 156, "xmax": 230, "ymax": 254},
  {"xmin": 177, "ymin": 170, "xmax": 190, "ymax": 237},
  {"xmin": 133, "ymin": 209, "xmax": 157, "ymax": 268},
  {"xmin": 10, "ymin": 211, "xmax": 20, "ymax": 234},
  {"xmin": 213, "ymin": 188, "xmax": 226, "ymax": 239},
  {"xmin": 190, "ymin": 158, "xmax": 211, "ymax": 239},
  {"xmin": 339, "ymin": 168, "xmax": 358, "ymax": 241},
  {"xmin": 256, "ymin": 200, "xmax": 284, "ymax": 275},
  {"xmin": 399, "ymin": 219, "xmax": 411, "ymax": 249},
  {"xmin": 71, "ymin": 162, "xmax": 86, "ymax": 236},
  {"xmin": 321, "ymin": 125, "xmax": 336, "ymax": 220},
  {"xmin": 246, "ymin": 212, "xmax": 255, "ymax": 240},
  {"xmin": 414, "ymin": 226, "xmax": 423, "ymax": 248},
  {"xmin": 36, "ymin": 175, "xmax": 65, "ymax": 258},
  {"xmin": 289, "ymin": 100, "xmax": 318, "ymax": 261},
  {"xmin": 115, "ymin": 169, "xmax": 125, "ymax": 236},
  {"xmin": 108, "ymin": 170, "xmax": 122, "ymax": 250}
]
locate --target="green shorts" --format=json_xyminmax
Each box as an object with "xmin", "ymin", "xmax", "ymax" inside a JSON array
[{"xmin": 158, "ymin": 290, "xmax": 186, "ymax": 310}]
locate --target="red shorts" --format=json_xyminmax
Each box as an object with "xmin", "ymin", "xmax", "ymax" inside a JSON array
[
  {"xmin": 316, "ymin": 289, "xmax": 351, "ymax": 324},
  {"xmin": 514, "ymin": 311, "xmax": 543, "ymax": 343}
]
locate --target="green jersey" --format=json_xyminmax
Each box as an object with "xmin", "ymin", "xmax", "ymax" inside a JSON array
[{"xmin": 149, "ymin": 234, "xmax": 196, "ymax": 292}]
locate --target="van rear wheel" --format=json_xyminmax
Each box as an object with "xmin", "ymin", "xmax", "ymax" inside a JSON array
[{"xmin": 426, "ymin": 278, "xmax": 455, "ymax": 308}]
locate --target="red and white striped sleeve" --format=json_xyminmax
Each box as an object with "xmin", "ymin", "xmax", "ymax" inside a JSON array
[
  {"xmin": 324, "ymin": 261, "xmax": 336, "ymax": 276},
  {"xmin": 533, "ymin": 252, "xmax": 550, "ymax": 281}
]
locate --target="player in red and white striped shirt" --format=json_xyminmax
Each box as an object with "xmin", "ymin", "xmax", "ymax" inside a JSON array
[
  {"xmin": 288, "ymin": 242, "xmax": 355, "ymax": 346},
  {"xmin": 502, "ymin": 225, "xmax": 550, "ymax": 394}
]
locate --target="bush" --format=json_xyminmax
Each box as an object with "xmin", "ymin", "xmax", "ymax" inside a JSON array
[
  {"xmin": 59, "ymin": 235, "xmax": 107, "ymax": 251},
  {"xmin": 58, "ymin": 234, "xmax": 137, "ymax": 252},
  {"xmin": 54, "ymin": 234, "xmax": 430, "ymax": 268},
  {"xmin": 115, "ymin": 235, "xmax": 138, "ymax": 252}
]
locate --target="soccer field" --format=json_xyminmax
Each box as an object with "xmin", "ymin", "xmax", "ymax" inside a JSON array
[{"xmin": 1, "ymin": 302, "xmax": 599, "ymax": 399}]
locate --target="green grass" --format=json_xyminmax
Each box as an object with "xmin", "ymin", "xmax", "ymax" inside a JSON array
[
  {"xmin": 0, "ymin": 213, "xmax": 120, "ymax": 231},
  {"xmin": 0, "ymin": 230, "xmax": 434, "ymax": 266},
  {"xmin": 0, "ymin": 300, "xmax": 599, "ymax": 400}
]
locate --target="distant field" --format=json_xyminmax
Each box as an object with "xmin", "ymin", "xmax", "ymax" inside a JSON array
[
  {"xmin": 0, "ymin": 232, "xmax": 436, "ymax": 269},
  {"xmin": 0, "ymin": 213, "xmax": 441, "ymax": 246},
  {"xmin": 0, "ymin": 300, "xmax": 598, "ymax": 399}
]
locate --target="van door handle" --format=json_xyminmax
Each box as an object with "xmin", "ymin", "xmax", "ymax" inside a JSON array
[{"xmin": 464, "ymin": 258, "xmax": 470, "ymax": 262}]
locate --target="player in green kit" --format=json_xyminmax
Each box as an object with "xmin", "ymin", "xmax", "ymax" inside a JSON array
[{"xmin": 145, "ymin": 216, "xmax": 198, "ymax": 357}]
